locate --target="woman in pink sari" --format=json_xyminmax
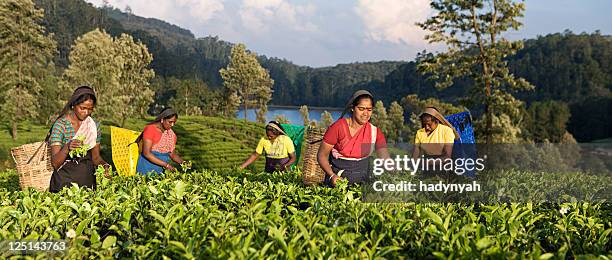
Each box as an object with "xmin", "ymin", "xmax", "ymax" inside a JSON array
[{"xmin": 317, "ymin": 90, "xmax": 389, "ymax": 187}]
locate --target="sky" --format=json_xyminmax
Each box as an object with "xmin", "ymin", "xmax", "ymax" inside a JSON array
[{"xmin": 84, "ymin": 0, "xmax": 612, "ymax": 68}]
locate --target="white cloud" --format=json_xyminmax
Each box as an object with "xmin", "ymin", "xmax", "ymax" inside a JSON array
[
  {"xmin": 176, "ymin": 0, "xmax": 225, "ymax": 22},
  {"xmin": 239, "ymin": 0, "xmax": 317, "ymax": 33},
  {"xmin": 86, "ymin": 0, "xmax": 224, "ymax": 23},
  {"xmin": 355, "ymin": 0, "xmax": 432, "ymax": 46}
]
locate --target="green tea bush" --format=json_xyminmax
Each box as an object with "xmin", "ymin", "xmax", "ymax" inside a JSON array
[{"xmin": 0, "ymin": 169, "xmax": 609, "ymax": 258}]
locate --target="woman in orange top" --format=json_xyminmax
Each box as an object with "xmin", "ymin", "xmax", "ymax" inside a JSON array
[{"xmin": 136, "ymin": 108, "xmax": 187, "ymax": 175}]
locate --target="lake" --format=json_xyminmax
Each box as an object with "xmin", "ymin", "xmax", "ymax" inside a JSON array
[{"xmin": 237, "ymin": 106, "xmax": 344, "ymax": 125}]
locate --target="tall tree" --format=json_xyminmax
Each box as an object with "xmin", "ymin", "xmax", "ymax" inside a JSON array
[
  {"xmin": 223, "ymin": 91, "xmax": 241, "ymax": 118},
  {"xmin": 0, "ymin": 0, "xmax": 56, "ymax": 139},
  {"xmin": 62, "ymin": 29, "xmax": 120, "ymax": 119},
  {"xmin": 387, "ymin": 101, "xmax": 405, "ymax": 143},
  {"xmin": 63, "ymin": 29, "xmax": 154, "ymax": 126},
  {"xmin": 417, "ymin": 0, "xmax": 534, "ymax": 143},
  {"xmin": 220, "ymin": 43, "xmax": 274, "ymax": 120},
  {"xmin": 371, "ymin": 101, "xmax": 390, "ymax": 138},
  {"xmin": 114, "ymin": 33, "xmax": 155, "ymax": 126},
  {"xmin": 256, "ymin": 102, "xmax": 267, "ymax": 123},
  {"xmin": 253, "ymin": 70, "xmax": 273, "ymax": 123}
]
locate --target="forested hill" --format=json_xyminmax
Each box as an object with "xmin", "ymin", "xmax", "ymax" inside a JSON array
[
  {"xmin": 34, "ymin": 0, "xmax": 610, "ymax": 141},
  {"xmin": 376, "ymin": 32, "xmax": 611, "ymax": 103},
  {"xmin": 34, "ymin": 0, "xmax": 403, "ymax": 103},
  {"xmin": 105, "ymin": 7, "xmax": 195, "ymax": 49}
]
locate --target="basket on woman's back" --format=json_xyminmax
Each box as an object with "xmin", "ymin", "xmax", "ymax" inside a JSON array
[
  {"xmin": 302, "ymin": 126, "xmax": 326, "ymax": 186},
  {"xmin": 11, "ymin": 141, "xmax": 53, "ymax": 191}
]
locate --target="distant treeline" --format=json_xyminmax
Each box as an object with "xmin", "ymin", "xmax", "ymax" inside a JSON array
[{"xmin": 34, "ymin": 0, "xmax": 611, "ymax": 141}]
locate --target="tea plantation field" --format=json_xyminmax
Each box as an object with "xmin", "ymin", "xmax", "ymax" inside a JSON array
[
  {"xmin": 0, "ymin": 169, "xmax": 610, "ymax": 258},
  {"xmin": 0, "ymin": 117, "xmax": 610, "ymax": 258}
]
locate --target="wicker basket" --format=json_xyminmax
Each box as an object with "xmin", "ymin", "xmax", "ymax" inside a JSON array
[
  {"xmin": 11, "ymin": 141, "xmax": 53, "ymax": 191},
  {"xmin": 302, "ymin": 127, "xmax": 326, "ymax": 186}
]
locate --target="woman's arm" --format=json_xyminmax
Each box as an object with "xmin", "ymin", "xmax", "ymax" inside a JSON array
[
  {"xmin": 412, "ymin": 145, "xmax": 421, "ymax": 159},
  {"xmin": 281, "ymin": 152, "xmax": 296, "ymax": 171},
  {"xmin": 50, "ymin": 140, "xmax": 79, "ymax": 170},
  {"xmin": 239, "ymin": 152, "xmax": 260, "ymax": 169},
  {"xmin": 142, "ymin": 139, "xmax": 175, "ymax": 171},
  {"xmin": 317, "ymin": 142, "xmax": 340, "ymax": 186},
  {"xmin": 92, "ymin": 143, "xmax": 108, "ymax": 166},
  {"xmin": 441, "ymin": 143, "xmax": 453, "ymax": 160},
  {"xmin": 376, "ymin": 147, "xmax": 390, "ymax": 159},
  {"xmin": 170, "ymin": 150, "xmax": 184, "ymax": 164}
]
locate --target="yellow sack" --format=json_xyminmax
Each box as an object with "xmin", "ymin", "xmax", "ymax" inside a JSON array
[{"xmin": 110, "ymin": 126, "xmax": 141, "ymax": 176}]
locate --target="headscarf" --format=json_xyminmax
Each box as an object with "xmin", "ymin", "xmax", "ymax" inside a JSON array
[
  {"xmin": 46, "ymin": 86, "xmax": 97, "ymax": 141},
  {"xmin": 133, "ymin": 108, "xmax": 179, "ymax": 146},
  {"xmin": 154, "ymin": 108, "xmax": 178, "ymax": 123},
  {"xmin": 55, "ymin": 86, "xmax": 97, "ymax": 122},
  {"xmin": 69, "ymin": 86, "xmax": 96, "ymax": 104},
  {"xmin": 266, "ymin": 121, "xmax": 287, "ymax": 136},
  {"xmin": 339, "ymin": 90, "xmax": 374, "ymax": 119},
  {"xmin": 419, "ymin": 107, "xmax": 460, "ymax": 140}
]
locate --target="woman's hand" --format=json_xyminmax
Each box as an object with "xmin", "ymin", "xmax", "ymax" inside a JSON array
[
  {"xmin": 240, "ymin": 152, "xmax": 260, "ymax": 171},
  {"xmin": 67, "ymin": 139, "xmax": 82, "ymax": 152},
  {"xmin": 164, "ymin": 163, "xmax": 176, "ymax": 172},
  {"xmin": 330, "ymin": 174, "xmax": 342, "ymax": 187},
  {"xmin": 280, "ymin": 163, "xmax": 291, "ymax": 172},
  {"xmin": 103, "ymin": 163, "xmax": 112, "ymax": 179}
]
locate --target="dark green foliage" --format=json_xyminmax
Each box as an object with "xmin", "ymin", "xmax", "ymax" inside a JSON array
[
  {"xmin": 34, "ymin": 0, "xmax": 124, "ymax": 67},
  {"xmin": 567, "ymin": 96, "xmax": 612, "ymax": 142},
  {"xmin": 510, "ymin": 31, "xmax": 611, "ymax": 102},
  {"xmin": 0, "ymin": 169, "xmax": 610, "ymax": 258},
  {"xmin": 523, "ymin": 101, "xmax": 571, "ymax": 142},
  {"xmin": 104, "ymin": 7, "xmax": 195, "ymax": 48},
  {"xmin": 29, "ymin": 1, "xmax": 612, "ymax": 142},
  {"xmin": 149, "ymin": 77, "xmax": 224, "ymax": 116}
]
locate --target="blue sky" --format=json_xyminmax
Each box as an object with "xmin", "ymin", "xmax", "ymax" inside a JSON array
[{"xmin": 85, "ymin": 0, "xmax": 611, "ymax": 68}]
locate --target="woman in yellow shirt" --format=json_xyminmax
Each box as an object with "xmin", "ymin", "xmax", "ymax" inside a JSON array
[
  {"xmin": 412, "ymin": 107, "xmax": 460, "ymax": 160},
  {"xmin": 240, "ymin": 121, "xmax": 297, "ymax": 173}
]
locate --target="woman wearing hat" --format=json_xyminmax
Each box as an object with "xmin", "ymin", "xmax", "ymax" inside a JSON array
[
  {"xmin": 135, "ymin": 107, "xmax": 187, "ymax": 175},
  {"xmin": 317, "ymin": 90, "xmax": 389, "ymax": 187},
  {"xmin": 48, "ymin": 86, "xmax": 111, "ymax": 193},
  {"xmin": 412, "ymin": 107, "xmax": 459, "ymax": 160},
  {"xmin": 239, "ymin": 121, "xmax": 296, "ymax": 173}
]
